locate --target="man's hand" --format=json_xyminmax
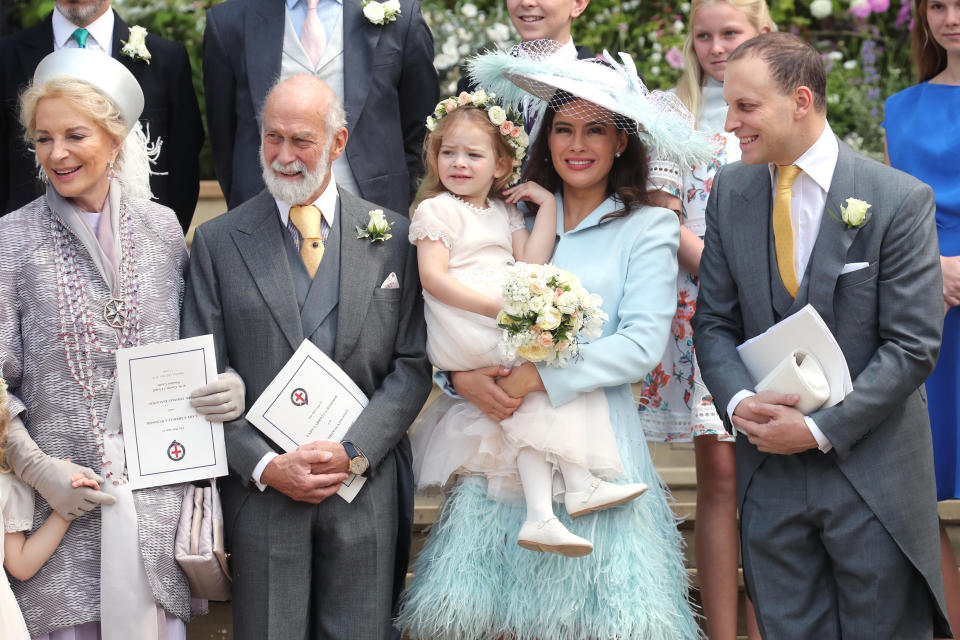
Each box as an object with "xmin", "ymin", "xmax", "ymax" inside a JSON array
[
  {"xmin": 496, "ymin": 362, "xmax": 545, "ymax": 399},
  {"xmin": 941, "ymin": 255, "xmax": 960, "ymax": 308},
  {"xmin": 260, "ymin": 449, "xmax": 349, "ymax": 503},
  {"xmin": 452, "ymin": 366, "xmax": 520, "ymax": 422},
  {"xmin": 733, "ymin": 391, "xmax": 817, "ymax": 454},
  {"xmin": 298, "ymin": 441, "xmax": 350, "ymax": 475}
]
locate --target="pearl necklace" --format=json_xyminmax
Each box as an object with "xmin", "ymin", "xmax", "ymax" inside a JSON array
[{"xmin": 50, "ymin": 203, "xmax": 141, "ymax": 485}]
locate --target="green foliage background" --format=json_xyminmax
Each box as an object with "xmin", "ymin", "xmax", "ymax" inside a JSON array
[{"xmin": 21, "ymin": 0, "xmax": 916, "ymax": 174}]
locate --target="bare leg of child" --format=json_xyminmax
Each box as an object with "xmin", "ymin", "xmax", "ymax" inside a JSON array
[
  {"xmin": 515, "ymin": 448, "xmax": 593, "ymax": 557},
  {"xmin": 559, "ymin": 459, "xmax": 647, "ymax": 518}
]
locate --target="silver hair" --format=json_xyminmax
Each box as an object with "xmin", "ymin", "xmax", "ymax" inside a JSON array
[{"xmin": 260, "ymin": 74, "xmax": 347, "ymax": 142}]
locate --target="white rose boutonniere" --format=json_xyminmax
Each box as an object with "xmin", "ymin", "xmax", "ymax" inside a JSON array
[
  {"xmin": 121, "ymin": 25, "xmax": 151, "ymax": 64},
  {"xmin": 829, "ymin": 197, "xmax": 872, "ymax": 229},
  {"xmin": 356, "ymin": 209, "xmax": 393, "ymax": 242},
  {"xmin": 362, "ymin": 0, "xmax": 401, "ymax": 25}
]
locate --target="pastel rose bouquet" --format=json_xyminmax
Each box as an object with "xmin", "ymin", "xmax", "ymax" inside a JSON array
[{"xmin": 497, "ymin": 263, "xmax": 607, "ymax": 367}]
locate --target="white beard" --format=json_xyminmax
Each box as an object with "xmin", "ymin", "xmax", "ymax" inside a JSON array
[{"xmin": 260, "ymin": 144, "xmax": 331, "ymax": 206}]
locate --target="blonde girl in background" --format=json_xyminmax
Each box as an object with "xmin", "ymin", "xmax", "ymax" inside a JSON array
[
  {"xmin": 639, "ymin": 1, "xmax": 771, "ymax": 637},
  {"xmin": 1, "ymin": 378, "xmax": 99, "ymax": 640}
]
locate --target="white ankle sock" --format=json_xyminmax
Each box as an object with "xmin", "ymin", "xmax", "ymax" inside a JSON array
[{"xmin": 517, "ymin": 448, "xmax": 556, "ymax": 523}]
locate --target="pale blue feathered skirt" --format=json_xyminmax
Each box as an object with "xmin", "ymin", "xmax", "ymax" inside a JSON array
[{"xmin": 398, "ymin": 385, "xmax": 702, "ymax": 640}]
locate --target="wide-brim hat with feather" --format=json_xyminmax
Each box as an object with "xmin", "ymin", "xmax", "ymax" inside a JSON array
[{"xmin": 468, "ymin": 40, "xmax": 714, "ymax": 168}]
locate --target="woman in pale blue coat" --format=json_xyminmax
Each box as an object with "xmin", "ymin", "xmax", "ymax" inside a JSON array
[{"xmin": 399, "ymin": 46, "xmax": 712, "ymax": 640}]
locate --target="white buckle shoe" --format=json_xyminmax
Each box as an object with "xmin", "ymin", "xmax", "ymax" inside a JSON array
[
  {"xmin": 517, "ymin": 517, "xmax": 594, "ymax": 557},
  {"xmin": 564, "ymin": 479, "xmax": 648, "ymax": 518}
]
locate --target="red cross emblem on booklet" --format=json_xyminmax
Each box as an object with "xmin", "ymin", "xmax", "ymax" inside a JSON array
[
  {"xmin": 167, "ymin": 441, "xmax": 185, "ymax": 461},
  {"xmin": 291, "ymin": 388, "xmax": 308, "ymax": 406}
]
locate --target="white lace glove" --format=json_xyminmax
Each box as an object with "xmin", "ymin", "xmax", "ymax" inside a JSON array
[
  {"xmin": 189, "ymin": 369, "xmax": 245, "ymax": 423},
  {"xmin": 5, "ymin": 416, "xmax": 116, "ymax": 520}
]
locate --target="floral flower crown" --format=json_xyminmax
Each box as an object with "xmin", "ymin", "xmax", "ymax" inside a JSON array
[{"xmin": 425, "ymin": 90, "xmax": 528, "ymax": 185}]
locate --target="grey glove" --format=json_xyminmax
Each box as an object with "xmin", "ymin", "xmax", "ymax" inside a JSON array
[
  {"xmin": 190, "ymin": 369, "xmax": 245, "ymax": 423},
  {"xmin": 5, "ymin": 416, "xmax": 116, "ymax": 520}
]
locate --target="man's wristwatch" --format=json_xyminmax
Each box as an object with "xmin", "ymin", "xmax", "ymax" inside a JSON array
[{"xmin": 341, "ymin": 441, "xmax": 369, "ymax": 476}]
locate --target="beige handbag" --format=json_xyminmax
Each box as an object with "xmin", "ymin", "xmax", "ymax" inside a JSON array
[{"xmin": 174, "ymin": 479, "xmax": 232, "ymax": 601}]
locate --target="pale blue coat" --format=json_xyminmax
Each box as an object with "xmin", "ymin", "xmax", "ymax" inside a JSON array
[{"xmin": 400, "ymin": 195, "xmax": 700, "ymax": 640}]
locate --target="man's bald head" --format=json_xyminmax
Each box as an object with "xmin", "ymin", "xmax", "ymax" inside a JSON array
[{"xmin": 259, "ymin": 75, "xmax": 348, "ymax": 205}]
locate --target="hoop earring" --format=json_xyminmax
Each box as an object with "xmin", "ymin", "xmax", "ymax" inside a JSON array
[{"xmin": 37, "ymin": 165, "xmax": 48, "ymax": 185}]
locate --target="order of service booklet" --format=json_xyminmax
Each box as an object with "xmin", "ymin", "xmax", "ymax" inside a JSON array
[{"xmin": 245, "ymin": 340, "xmax": 369, "ymax": 502}]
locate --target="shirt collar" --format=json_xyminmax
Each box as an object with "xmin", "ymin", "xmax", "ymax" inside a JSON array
[
  {"xmin": 767, "ymin": 122, "xmax": 838, "ymax": 193},
  {"xmin": 554, "ymin": 38, "xmax": 578, "ymax": 62},
  {"xmin": 276, "ymin": 171, "xmax": 339, "ymax": 228},
  {"xmin": 52, "ymin": 6, "xmax": 115, "ymax": 55},
  {"xmin": 286, "ymin": 0, "xmax": 343, "ymax": 8}
]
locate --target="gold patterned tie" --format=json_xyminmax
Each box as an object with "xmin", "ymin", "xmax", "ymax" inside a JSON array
[
  {"xmin": 289, "ymin": 205, "xmax": 325, "ymax": 278},
  {"xmin": 773, "ymin": 164, "xmax": 802, "ymax": 298}
]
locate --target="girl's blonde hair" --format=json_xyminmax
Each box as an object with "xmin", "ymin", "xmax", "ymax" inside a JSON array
[
  {"xmin": 415, "ymin": 106, "xmax": 514, "ymax": 207},
  {"xmin": 0, "ymin": 378, "xmax": 10, "ymax": 471},
  {"xmin": 19, "ymin": 77, "xmax": 126, "ymax": 174},
  {"xmin": 674, "ymin": 0, "xmax": 773, "ymax": 121}
]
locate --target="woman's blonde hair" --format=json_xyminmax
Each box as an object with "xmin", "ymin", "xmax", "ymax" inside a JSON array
[
  {"xmin": 674, "ymin": 0, "xmax": 773, "ymax": 121},
  {"xmin": 415, "ymin": 106, "xmax": 515, "ymax": 207},
  {"xmin": 19, "ymin": 77, "xmax": 126, "ymax": 174}
]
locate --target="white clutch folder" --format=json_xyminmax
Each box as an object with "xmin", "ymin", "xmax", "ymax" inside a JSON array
[
  {"xmin": 754, "ymin": 349, "xmax": 830, "ymax": 415},
  {"xmin": 737, "ymin": 304, "xmax": 853, "ymax": 410}
]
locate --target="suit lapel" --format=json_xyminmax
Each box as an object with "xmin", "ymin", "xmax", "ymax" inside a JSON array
[
  {"xmin": 232, "ymin": 192, "xmax": 305, "ymax": 352},
  {"xmin": 17, "ymin": 16, "xmax": 54, "ymax": 82},
  {"xmin": 805, "ymin": 141, "xmax": 859, "ymax": 333},
  {"xmin": 248, "ymin": 1, "xmax": 286, "ymax": 123},
  {"xmin": 342, "ymin": 0, "xmax": 381, "ymax": 133},
  {"xmin": 732, "ymin": 166, "xmax": 777, "ymax": 331},
  {"xmin": 334, "ymin": 189, "xmax": 384, "ymax": 362}
]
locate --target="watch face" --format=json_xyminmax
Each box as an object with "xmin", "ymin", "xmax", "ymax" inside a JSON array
[{"xmin": 350, "ymin": 457, "xmax": 368, "ymax": 475}]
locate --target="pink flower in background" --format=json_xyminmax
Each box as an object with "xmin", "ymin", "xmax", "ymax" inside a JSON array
[
  {"xmin": 666, "ymin": 46, "xmax": 684, "ymax": 70},
  {"xmin": 868, "ymin": 0, "xmax": 890, "ymax": 12},
  {"xmin": 894, "ymin": 0, "xmax": 912, "ymax": 27},
  {"xmin": 849, "ymin": 0, "xmax": 872, "ymax": 17}
]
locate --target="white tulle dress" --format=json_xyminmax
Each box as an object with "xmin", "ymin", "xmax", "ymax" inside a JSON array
[
  {"xmin": 409, "ymin": 192, "xmax": 621, "ymax": 500},
  {"xmin": 1, "ymin": 473, "xmax": 33, "ymax": 640}
]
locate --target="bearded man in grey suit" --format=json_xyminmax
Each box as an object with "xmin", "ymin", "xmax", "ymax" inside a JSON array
[
  {"xmin": 202, "ymin": 0, "xmax": 438, "ymax": 215},
  {"xmin": 181, "ymin": 75, "xmax": 431, "ymax": 640},
  {"xmin": 693, "ymin": 32, "xmax": 950, "ymax": 638}
]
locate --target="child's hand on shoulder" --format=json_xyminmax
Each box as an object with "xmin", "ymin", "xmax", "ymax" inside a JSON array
[{"xmin": 503, "ymin": 181, "xmax": 553, "ymax": 208}]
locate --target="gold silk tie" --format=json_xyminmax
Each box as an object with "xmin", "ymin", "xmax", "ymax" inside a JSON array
[
  {"xmin": 289, "ymin": 205, "xmax": 325, "ymax": 278},
  {"xmin": 773, "ymin": 164, "xmax": 802, "ymax": 298}
]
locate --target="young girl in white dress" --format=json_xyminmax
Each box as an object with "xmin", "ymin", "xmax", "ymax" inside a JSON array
[
  {"xmin": 409, "ymin": 93, "xmax": 648, "ymax": 557},
  {"xmin": 1, "ymin": 378, "xmax": 99, "ymax": 640},
  {"xmin": 638, "ymin": 1, "xmax": 771, "ymax": 637}
]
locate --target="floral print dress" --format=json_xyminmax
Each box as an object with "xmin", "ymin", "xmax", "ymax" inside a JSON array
[{"xmin": 640, "ymin": 79, "xmax": 738, "ymax": 443}]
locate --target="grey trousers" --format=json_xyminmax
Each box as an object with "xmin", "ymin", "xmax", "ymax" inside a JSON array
[{"xmin": 741, "ymin": 451, "xmax": 934, "ymax": 639}]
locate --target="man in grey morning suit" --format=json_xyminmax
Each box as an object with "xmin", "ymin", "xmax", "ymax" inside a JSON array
[
  {"xmin": 693, "ymin": 33, "xmax": 950, "ymax": 638},
  {"xmin": 202, "ymin": 0, "xmax": 439, "ymax": 215},
  {"xmin": 180, "ymin": 76, "xmax": 431, "ymax": 640}
]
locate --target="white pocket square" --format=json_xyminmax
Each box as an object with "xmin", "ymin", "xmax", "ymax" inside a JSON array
[
  {"xmin": 380, "ymin": 272, "xmax": 399, "ymax": 289},
  {"xmin": 840, "ymin": 262, "xmax": 869, "ymax": 275}
]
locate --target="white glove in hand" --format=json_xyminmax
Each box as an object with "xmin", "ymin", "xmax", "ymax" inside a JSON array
[
  {"xmin": 190, "ymin": 370, "xmax": 245, "ymax": 423},
  {"xmin": 5, "ymin": 417, "xmax": 116, "ymax": 520}
]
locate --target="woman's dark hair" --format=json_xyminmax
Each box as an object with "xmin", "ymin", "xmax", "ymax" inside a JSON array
[
  {"xmin": 521, "ymin": 93, "xmax": 650, "ymax": 224},
  {"xmin": 912, "ymin": 0, "xmax": 948, "ymax": 82}
]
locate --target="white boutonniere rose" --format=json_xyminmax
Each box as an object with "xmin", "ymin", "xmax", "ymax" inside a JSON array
[
  {"xmin": 356, "ymin": 209, "xmax": 393, "ymax": 242},
  {"xmin": 830, "ymin": 197, "xmax": 872, "ymax": 229},
  {"xmin": 362, "ymin": 0, "xmax": 401, "ymax": 25},
  {"xmin": 121, "ymin": 25, "xmax": 151, "ymax": 64}
]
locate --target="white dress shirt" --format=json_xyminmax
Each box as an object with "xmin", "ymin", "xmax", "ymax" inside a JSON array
[
  {"xmin": 52, "ymin": 6, "xmax": 114, "ymax": 55},
  {"xmin": 252, "ymin": 175, "xmax": 340, "ymax": 489},
  {"xmin": 727, "ymin": 123, "xmax": 839, "ymax": 452}
]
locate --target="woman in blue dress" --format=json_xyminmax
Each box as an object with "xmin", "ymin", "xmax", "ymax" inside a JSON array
[
  {"xmin": 399, "ymin": 44, "xmax": 712, "ymax": 639},
  {"xmin": 883, "ymin": 0, "xmax": 960, "ymax": 633}
]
